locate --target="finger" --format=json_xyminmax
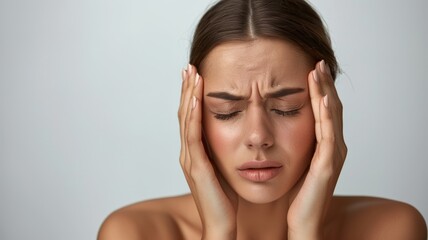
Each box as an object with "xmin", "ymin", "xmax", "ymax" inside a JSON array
[
  {"xmin": 178, "ymin": 64, "xmax": 191, "ymax": 117},
  {"xmin": 313, "ymin": 95, "xmax": 335, "ymax": 179},
  {"xmin": 317, "ymin": 61, "xmax": 344, "ymax": 136},
  {"xmin": 186, "ymin": 74, "xmax": 207, "ymax": 173},
  {"xmin": 179, "ymin": 64, "xmax": 197, "ymax": 167},
  {"xmin": 308, "ymin": 67, "xmax": 324, "ymax": 143},
  {"xmin": 179, "ymin": 68, "xmax": 189, "ymax": 165},
  {"xmin": 183, "ymin": 71, "xmax": 201, "ymax": 172},
  {"xmin": 179, "ymin": 65, "xmax": 192, "ymax": 147},
  {"xmin": 179, "ymin": 68, "xmax": 188, "ymax": 107},
  {"xmin": 311, "ymin": 62, "xmax": 345, "ymax": 158},
  {"xmin": 318, "ymin": 62, "xmax": 346, "ymax": 157},
  {"xmin": 180, "ymin": 64, "xmax": 196, "ymax": 131},
  {"xmin": 318, "ymin": 61, "xmax": 338, "ymax": 99},
  {"xmin": 184, "ymin": 66, "xmax": 198, "ymax": 134},
  {"xmin": 319, "ymin": 95, "xmax": 334, "ymax": 142}
]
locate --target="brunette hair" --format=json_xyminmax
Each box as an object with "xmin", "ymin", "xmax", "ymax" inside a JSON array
[{"xmin": 190, "ymin": 0, "xmax": 339, "ymax": 80}]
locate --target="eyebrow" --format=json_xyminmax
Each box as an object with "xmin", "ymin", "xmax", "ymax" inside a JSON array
[
  {"xmin": 265, "ymin": 88, "xmax": 304, "ymax": 98},
  {"xmin": 206, "ymin": 87, "xmax": 305, "ymax": 100},
  {"xmin": 206, "ymin": 92, "xmax": 245, "ymax": 100}
]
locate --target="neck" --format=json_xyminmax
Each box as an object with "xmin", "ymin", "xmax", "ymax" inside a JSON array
[{"xmin": 236, "ymin": 194, "xmax": 290, "ymax": 240}]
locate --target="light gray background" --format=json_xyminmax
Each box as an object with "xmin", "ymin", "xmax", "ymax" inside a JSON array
[{"xmin": 1, "ymin": 0, "xmax": 427, "ymax": 239}]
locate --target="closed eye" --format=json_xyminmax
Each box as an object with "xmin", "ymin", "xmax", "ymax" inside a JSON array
[
  {"xmin": 214, "ymin": 109, "xmax": 300, "ymax": 120},
  {"xmin": 272, "ymin": 109, "xmax": 300, "ymax": 117},
  {"xmin": 214, "ymin": 111, "xmax": 241, "ymax": 120}
]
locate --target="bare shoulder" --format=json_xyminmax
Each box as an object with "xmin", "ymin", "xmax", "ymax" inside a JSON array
[
  {"xmin": 328, "ymin": 196, "xmax": 427, "ymax": 240},
  {"xmin": 97, "ymin": 194, "xmax": 200, "ymax": 240}
]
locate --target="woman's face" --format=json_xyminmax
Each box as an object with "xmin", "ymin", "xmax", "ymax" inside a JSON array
[{"xmin": 200, "ymin": 38, "xmax": 315, "ymax": 204}]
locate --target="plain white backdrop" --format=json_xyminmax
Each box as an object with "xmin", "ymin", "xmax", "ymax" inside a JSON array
[{"xmin": 1, "ymin": 0, "xmax": 427, "ymax": 239}]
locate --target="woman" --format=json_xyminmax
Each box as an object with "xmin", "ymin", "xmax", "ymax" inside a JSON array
[{"xmin": 98, "ymin": 0, "xmax": 427, "ymax": 239}]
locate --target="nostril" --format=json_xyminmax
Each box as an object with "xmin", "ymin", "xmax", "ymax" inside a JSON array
[{"xmin": 246, "ymin": 141, "xmax": 273, "ymax": 149}]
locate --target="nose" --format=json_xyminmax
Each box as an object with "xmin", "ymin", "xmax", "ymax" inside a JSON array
[{"xmin": 244, "ymin": 109, "xmax": 274, "ymax": 150}]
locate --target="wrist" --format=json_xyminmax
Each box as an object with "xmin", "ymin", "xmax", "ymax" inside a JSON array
[
  {"xmin": 288, "ymin": 226, "xmax": 322, "ymax": 240},
  {"xmin": 202, "ymin": 228, "xmax": 236, "ymax": 240}
]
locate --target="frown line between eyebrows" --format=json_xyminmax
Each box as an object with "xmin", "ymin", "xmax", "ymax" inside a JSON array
[{"xmin": 206, "ymin": 87, "xmax": 305, "ymax": 101}]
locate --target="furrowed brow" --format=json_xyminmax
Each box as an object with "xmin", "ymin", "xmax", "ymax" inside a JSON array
[{"xmin": 206, "ymin": 88, "xmax": 304, "ymax": 100}]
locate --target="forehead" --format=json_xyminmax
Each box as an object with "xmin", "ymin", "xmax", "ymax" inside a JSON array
[{"xmin": 200, "ymin": 38, "xmax": 314, "ymax": 91}]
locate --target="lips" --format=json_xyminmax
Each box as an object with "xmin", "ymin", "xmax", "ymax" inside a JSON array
[{"xmin": 237, "ymin": 160, "xmax": 283, "ymax": 182}]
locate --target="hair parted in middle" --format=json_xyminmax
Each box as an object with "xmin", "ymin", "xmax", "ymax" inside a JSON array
[{"xmin": 190, "ymin": 0, "xmax": 339, "ymax": 80}]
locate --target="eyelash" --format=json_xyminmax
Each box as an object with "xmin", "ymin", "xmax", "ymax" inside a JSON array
[
  {"xmin": 214, "ymin": 109, "xmax": 300, "ymax": 121},
  {"xmin": 272, "ymin": 109, "xmax": 301, "ymax": 117},
  {"xmin": 214, "ymin": 111, "xmax": 241, "ymax": 120}
]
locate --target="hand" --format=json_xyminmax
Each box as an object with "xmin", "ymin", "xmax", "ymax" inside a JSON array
[
  {"xmin": 287, "ymin": 60, "xmax": 348, "ymax": 240},
  {"xmin": 178, "ymin": 65, "xmax": 238, "ymax": 240}
]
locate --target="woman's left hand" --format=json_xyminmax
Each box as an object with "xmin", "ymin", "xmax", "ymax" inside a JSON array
[{"xmin": 287, "ymin": 60, "xmax": 347, "ymax": 240}]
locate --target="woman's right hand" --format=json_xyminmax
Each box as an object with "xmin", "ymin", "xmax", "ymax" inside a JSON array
[{"xmin": 178, "ymin": 64, "xmax": 238, "ymax": 240}]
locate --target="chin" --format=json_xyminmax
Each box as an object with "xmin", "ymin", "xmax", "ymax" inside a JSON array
[{"xmin": 234, "ymin": 182, "xmax": 289, "ymax": 204}]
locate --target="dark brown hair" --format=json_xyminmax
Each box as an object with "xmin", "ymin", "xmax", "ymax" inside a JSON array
[{"xmin": 190, "ymin": 0, "xmax": 339, "ymax": 80}]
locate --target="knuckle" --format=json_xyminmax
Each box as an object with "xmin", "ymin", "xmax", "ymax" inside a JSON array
[
  {"xmin": 179, "ymin": 151, "xmax": 187, "ymax": 167},
  {"xmin": 179, "ymin": 159, "xmax": 185, "ymax": 169},
  {"xmin": 341, "ymin": 143, "xmax": 348, "ymax": 158},
  {"xmin": 178, "ymin": 108, "xmax": 185, "ymax": 121},
  {"xmin": 324, "ymin": 134, "xmax": 336, "ymax": 143},
  {"xmin": 185, "ymin": 160, "xmax": 192, "ymax": 173},
  {"xmin": 179, "ymin": 153, "xmax": 185, "ymax": 165}
]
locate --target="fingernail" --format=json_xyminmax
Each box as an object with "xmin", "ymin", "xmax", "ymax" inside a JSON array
[
  {"xmin": 192, "ymin": 96, "xmax": 197, "ymax": 109},
  {"xmin": 181, "ymin": 69, "xmax": 187, "ymax": 81},
  {"xmin": 312, "ymin": 70, "xmax": 318, "ymax": 82},
  {"xmin": 195, "ymin": 73, "xmax": 200, "ymax": 87},
  {"xmin": 320, "ymin": 60, "xmax": 326, "ymax": 73},
  {"xmin": 321, "ymin": 60, "xmax": 331, "ymax": 75},
  {"xmin": 188, "ymin": 64, "xmax": 192, "ymax": 75},
  {"xmin": 323, "ymin": 95, "xmax": 329, "ymax": 108}
]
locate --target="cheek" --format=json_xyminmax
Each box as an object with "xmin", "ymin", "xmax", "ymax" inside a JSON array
[
  {"xmin": 276, "ymin": 107, "xmax": 316, "ymax": 159},
  {"xmin": 203, "ymin": 118, "xmax": 240, "ymax": 160},
  {"xmin": 204, "ymin": 120, "xmax": 239, "ymax": 157}
]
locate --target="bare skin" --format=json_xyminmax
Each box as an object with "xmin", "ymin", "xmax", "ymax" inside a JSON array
[
  {"xmin": 98, "ymin": 38, "xmax": 427, "ymax": 240},
  {"xmin": 98, "ymin": 194, "xmax": 426, "ymax": 240}
]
